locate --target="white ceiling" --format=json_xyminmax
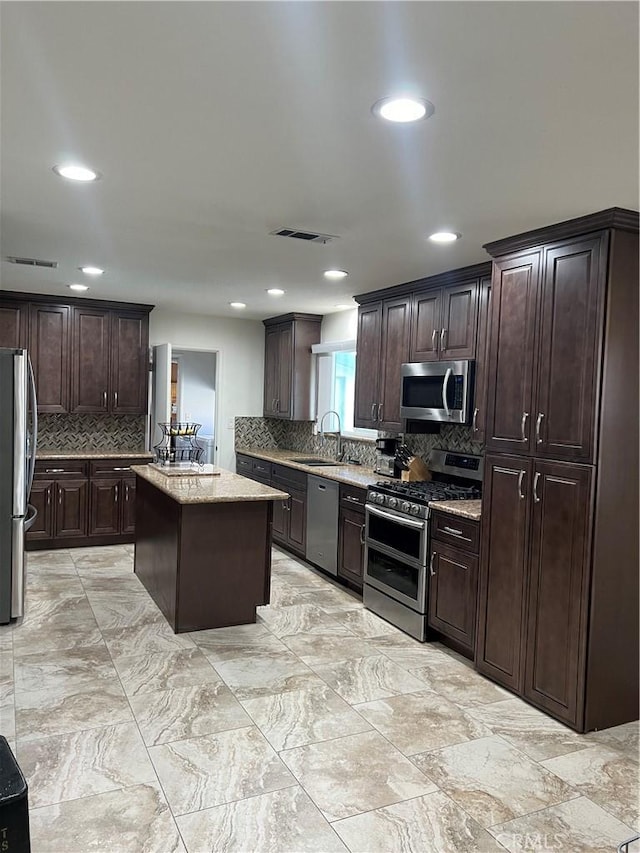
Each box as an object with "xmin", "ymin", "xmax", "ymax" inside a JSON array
[{"xmin": 1, "ymin": 1, "xmax": 638, "ymax": 320}]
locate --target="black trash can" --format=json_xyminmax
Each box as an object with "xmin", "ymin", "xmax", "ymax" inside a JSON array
[{"xmin": 0, "ymin": 736, "xmax": 30, "ymax": 853}]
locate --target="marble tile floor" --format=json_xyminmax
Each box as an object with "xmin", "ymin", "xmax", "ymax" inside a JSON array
[{"xmin": 0, "ymin": 544, "xmax": 637, "ymax": 852}]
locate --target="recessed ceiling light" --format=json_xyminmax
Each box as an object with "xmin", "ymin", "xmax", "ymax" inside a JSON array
[
  {"xmin": 68, "ymin": 283, "xmax": 89, "ymax": 292},
  {"xmin": 428, "ymin": 231, "xmax": 461, "ymax": 243},
  {"xmin": 80, "ymin": 266, "xmax": 104, "ymax": 276},
  {"xmin": 372, "ymin": 97, "xmax": 435, "ymax": 123},
  {"xmin": 324, "ymin": 270, "xmax": 349, "ymax": 280},
  {"xmin": 266, "ymin": 288, "xmax": 285, "ymax": 296},
  {"xmin": 53, "ymin": 164, "xmax": 100, "ymax": 182},
  {"xmin": 229, "ymin": 302, "xmax": 246, "ymax": 310}
]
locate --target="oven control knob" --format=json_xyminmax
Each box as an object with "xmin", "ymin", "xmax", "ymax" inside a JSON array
[
  {"xmin": 409, "ymin": 504, "xmax": 421, "ymax": 516},
  {"xmin": 401, "ymin": 501, "xmax": 411, "ymax": 513},
  {"xmin": 388, "ymin": 497, "xmax": 398, "ymax": 509},
  {"xmin": 376, "ymin": 493, "xmax": 385, "ymax": 505},
  {"xmin": 369, "ymin": 492, "xmax": 378, "ymax": 503}
]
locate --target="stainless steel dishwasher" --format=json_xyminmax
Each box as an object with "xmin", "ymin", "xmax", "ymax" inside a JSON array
[{"xmin": 306, "ymin": 475, "xmax": 339, "ymax": 576}]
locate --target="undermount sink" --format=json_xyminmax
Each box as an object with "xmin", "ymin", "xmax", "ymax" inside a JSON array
[{"xmin": 288, "ymin": 457, "xmax": 340, "ymax": 467}]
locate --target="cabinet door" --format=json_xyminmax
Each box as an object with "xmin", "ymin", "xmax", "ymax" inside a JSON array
[
  {"xmin": 263, "ymin": 327, "xmax": 280, "ymax": 417},
  {"xmin": 337, "ymin": 507, "xmax": 365, "ymax": 588},
  {"xmin": 276, "ymin": 325, "xmax": 293, "ymax": 418},
  {"xmin": 534, "ymin": 236, "xmax": 605, "ymax": 463},
  {"xmin": 354, "ymin": 303, "xmax": 382, "ymax": 428},
  {"xmin": 110, "ymin": 312, "xmax": 148, "ymax": 414},
  {"xmin": 71, "ymin": 307, "xmax": 110, "ymax": 413},
  {"xmin": 26, "ymin": 481, "xmax": 54, "ymax": 541},
  {"xmin": 523, "ymin": 462, "xmax": 592, "ymax": 727},
  {"xmin": 287, "ymin": 489, "xmax": 307, "ymax": 555},
  {"xmin": 29, "ymin": 303, "xmax": 70, "ymax": 413},
  {"xmin": 0, "ymin": 302, "xmax": 29, "ymax": 349},
  {"xmin": 485, "ymin": 253, "xmax": 541, "ymax": 454},
  {"xmin": 272, "ymin": 497, "xmax": 287, "ymax": 544},
  {"xmin": 428, "ymin": 539, "xmax": 478, "ymax": 653},
  {"xmin": 440, "ymin": 281, "xmax": 478, "ymax": 360},
  {"xmin": 121, "ymin": 478, "xmax": 136, "ymax": 534},
  {"xmin": 471, "ymin": 276, "xmax": 492, "ymax": 442},
  {"xmin": 55, "ymin": 479, "xmax": 88, "ymax": 538},
  {"xmin": 476, "ymin": 455, "xmax": 533, "ymax": 692},
  {"xmin": 409, "ymin": 290, "xmax": 441, "ymax": 362},
  {"xmin": 379, "ymin": 297, "xmax": 411, "ymax": 430},
  {"xmin": 89, "ymin": 478, "xmax": 120, "ymax": 536}
]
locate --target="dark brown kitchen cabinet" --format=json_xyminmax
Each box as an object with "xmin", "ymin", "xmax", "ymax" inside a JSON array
[
  {"xmin": 409, "ymin": 280, "xmax": 478, "ymax": 362},
  {"xmin": 338, "ymin": 484, "xmax": 366, "ymax": 589},
  {"xmin": 428, "ymin": 539, "xmax": 478, "ymax": 654},
  {"xmin": 523, "ymin": 461, "xmax": 592, "ymax": 727},
  {"xmin": 262, "ymin": 314, "xmax": 321, "ymax": 421},
  {"xmin": 0, "ymin": 301, "xmax": 29, "ymax": 349},
  {"xmin": 272, "ymin": 495, "xmax": 287, "ymax": 542},
  {"xmin": 29, "ymin": 303, "xmax": 71, "ymax": 412},
  {"xmin": 71, "ymin": 307, "xmax": 110, "ymax": 413},
  {"xmin": 534, "ymin": 237, "xmax": 604, "ymax": 463},
  {"xmin": 470, "ymin": 275, "xmax": 491, "ymax": 442},
  {"xmin": 476, "ymin": 455, "xmax": 533, "ymax": 693},
  {"xmin": 89, "ymin": 479, "xmax": 121, "ymax": 536},
  {"xmin": 354, "ymin": 302, "xmax": 382, "ymax": 428},
  {"xmin": 354, "ymin": 296, "xmax": 410, "ymax": 430},
  {"xmin": 121, "ymin": 479, "xmax": 137, "ymax": 534},
  {"xmin": 287, "ymin": 489, "xmax": 307, "ymax": 554},
  {"xmin": 481, "ymin": 208, "xmax": 638, "ymax": 732},
  {"xmin": 271, "ymin": 463, "xmax": 308, "ymax": 557},
  {"xmin": 28, "ymin": 480, "xmax": 55, "ymax": 540},
  {"xmin": 110, "ymin": 311, "xmax": 149, "ymax": 414},
  {"xmin": 55, "ymin": 479, "xmax": 88, "ymax": 538}
]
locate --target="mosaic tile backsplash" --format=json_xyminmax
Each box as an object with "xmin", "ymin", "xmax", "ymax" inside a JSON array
[
  {"xmin": 235, "ymin": 417, "xmax": 483, "ymax": 465},
  {"xmin": 38, "ymin": 414, "xmax": 147, "ymax": 453}
]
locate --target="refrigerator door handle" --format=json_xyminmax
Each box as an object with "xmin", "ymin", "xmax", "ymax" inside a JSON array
[
  {"xmin": 13, "ymin": 352, "xmax": 27, "ymax": 517},
  {"xmin": 27, "ymin": 355, "xmax": 38, "ymax": 499},
  {"xmin": 11, "ymin": 509, "xmax": 35, "ymax": 619}
]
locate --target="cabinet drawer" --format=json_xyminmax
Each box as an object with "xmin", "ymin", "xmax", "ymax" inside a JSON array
[
  {"xmin": 35, "ymin": 459, "xmax": 88, "ymax": 478},
  {"xmin": 90, "ymin": 459, "xmax": 140, "ymax": 478},
  {"xmin": 252, "ymin": 459, "xmax": 273, "ymax": 481},
  {"xmin": 271, "ymin": 463, "xmax": 307, "ymax": 491},
  {"xmin": 431, "ymin": 511, "xmax": 480, "ymax": 553},
  {"xmin": 236, "ymin": 454, "xmax": 254, "ymax": 475},
  {"xmin": 340, "ymin": 484, "xmax": 367, "ymax": 513}
]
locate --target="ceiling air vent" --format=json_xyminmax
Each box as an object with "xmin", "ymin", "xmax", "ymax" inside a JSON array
[
  {"xmin": 270, "ymin": 228, "xmax": 338, "ymax": 245},
  {"xmin": 5, "ymin": 256, "xmax": 58, "ymax": 269}
]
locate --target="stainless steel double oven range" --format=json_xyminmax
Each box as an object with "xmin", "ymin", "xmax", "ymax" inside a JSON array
[{"xmin": 363, "ymin": 449, "xmax": 482, "ymax": 641}]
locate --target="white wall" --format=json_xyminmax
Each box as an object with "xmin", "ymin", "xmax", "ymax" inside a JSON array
[
  {"xmin": 150, "ymin": 309, "xmax": 264, "ymax": 470},
  {"xmin": 173, "ymin": 350, "xmax": 216, "ymax": 435},
  {"xmin": 321, "ymin": 308, "xmax": 357, "ymax": 343}
]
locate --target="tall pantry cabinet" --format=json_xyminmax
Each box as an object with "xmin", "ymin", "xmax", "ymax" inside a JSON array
[{"xmin": 477, "ymin": 208, "xmax": 638, "ymax": 732}]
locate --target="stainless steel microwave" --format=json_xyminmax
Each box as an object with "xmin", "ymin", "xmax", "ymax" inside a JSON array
[{"xmin": 400, "ymin": 360, "xmax": 473, "ymax": 424}]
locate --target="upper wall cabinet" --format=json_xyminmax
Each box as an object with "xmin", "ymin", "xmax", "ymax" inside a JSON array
[
  {"xmin": 0, "ymin": 292, "xmax": 153, "ymax": 415},
  {"xmin": 263, "ymin": 313, "xmax": 322, "ymax": 421},
  {"xmin": 410, "ymin": 279, "xmax": 479, "ymax": 362},
  {"xmin": 354, "ymin": 262, "xmax": 491, "ymax": 431}
]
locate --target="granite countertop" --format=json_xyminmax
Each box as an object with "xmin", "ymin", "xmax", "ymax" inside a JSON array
[
  {"xmin": 429, "ymin": 499, "xmax": 482, "ymax": 521},
  {"xmin": 131, "ymin": 464, "xmax": 289, "ymax": 505},
  {"xmin": 236, "ymin": 447, "xmax": 380, "ymax": 490},
  {"xmin": 37, "ymin": 450, "xmax": 154, "ymax": 460}
]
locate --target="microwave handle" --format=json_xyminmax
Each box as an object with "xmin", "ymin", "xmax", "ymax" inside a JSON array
[{"xmin": 441, "ymin": 367, "xmax": 452, "ymax": 416}]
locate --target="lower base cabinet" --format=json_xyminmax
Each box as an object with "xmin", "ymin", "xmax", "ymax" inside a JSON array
[
  {"xmin": 55, "ymin": 480, "xmax": 89, "ymax": 538},
  {"xmin": 28, "ymin": 480, "xmax": 55, "ymax": 541},
  {"xmin": 337, "ymin": 485, "xmax": 366, "ymax": 590}
]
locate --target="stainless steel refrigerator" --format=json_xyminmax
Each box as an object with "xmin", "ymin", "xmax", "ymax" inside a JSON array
[{"xmin": 0, "ymin": 348, "xmax": 38, "ymax": 624}]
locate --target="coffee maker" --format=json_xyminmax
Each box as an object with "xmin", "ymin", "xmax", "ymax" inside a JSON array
[{"xmin": 374, "ymin": 437, "xmax": 399, "ymax": 477}]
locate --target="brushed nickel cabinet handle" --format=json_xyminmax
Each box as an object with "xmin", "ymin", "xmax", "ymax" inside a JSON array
[
  {"xmin": 58, "ymin": 487, "xmax": 62, "ymax": 506},
  {"xmin": 441, "ymin": 328, "xmax": 447, "ymax": 351},
  {"xmin": 533, "ymin": 472, "xmax": 541, "ymax": 503},
  {"xmin": 518, "ymin": 470, "xmax": 526, "ymax": 500},
  {"xmin": 114, "ymin": 391, "xmax": 118, "ymax": 407},
  {"xmin": 359, "ymin": 524, "xmax": 365, "ymax": 545},
  {"xmin": 114, "ymin": 485, "xmax": 118, "ymax": 503},
  {"xmin": 112, "ymin": 466, "xmax": 131, "ymax": 471},
  {"xmin": 429, "ymin": 552, "xmax": 437, "ymax": 576},
  {"xmin": 275, "ymin": 398, "xmax": 279, "ymax": 413},
  {"xmin": 344, "ymin": 495, "xmax": 363, "ymax": 505},
  {"xmin": 521, "ymin": 412, "xmax": 529, "ymax": 442},
  {"xmin": 103, "ymin": 391, "xmax": 107, "ymax": 407},
  {"xmin": 443, "ymin": 526, "xmax": 464, "ymax": 536},
  {"xmin": 431, "ymin": 329, "xmax": 438, "ymax": 352},
  {"xmin": 378, "ymin": 403, "xmax": 383, "ymax": 423},
  {"xmin": 47, "ymin": 487, "xmax": 51, "ymax": 505},
  {"xmin": 125, "ymin": 484, "xmax": 129, "ymax": 501},
  {"xmin": 472, "ymin": 407, "xmax": 479, "ymax": 433},
  {"xmin": 45, "ymin": 468, "xmax": 65, "ymax": 473},
  {"xmin": 371, "ymin": 403, "xmax": 376, "ymax": 422},
  {"xmin": 535, "ymin": 413, "xmax": 544, "ymax": 444}
]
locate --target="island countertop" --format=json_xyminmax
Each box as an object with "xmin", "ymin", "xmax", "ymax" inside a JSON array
[{"xmin": 131, "ymin": 464, "xmax": 289, "ymax": 505}]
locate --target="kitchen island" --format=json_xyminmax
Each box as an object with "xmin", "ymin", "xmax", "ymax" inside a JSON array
[{"xmin": 131, "ymin": 464, "xmax": 288, "ymax": 633}]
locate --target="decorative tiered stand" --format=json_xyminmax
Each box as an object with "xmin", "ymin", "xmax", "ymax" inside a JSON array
[{"xmin": 154, "ymin": 423, "xmax": 204, "ymax": 465}]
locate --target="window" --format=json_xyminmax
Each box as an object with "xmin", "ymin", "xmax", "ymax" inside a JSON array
[{"xmin": 314, "ymin": 342, "xmax": 377, "ymax": 439}]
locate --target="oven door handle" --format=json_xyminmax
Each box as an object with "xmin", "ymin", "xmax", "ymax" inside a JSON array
[
  {"xmin": 366, "ymin": 504, "xmax": 426, "ymax": 530},
  {"xmin": 441, "ymin": 367, "xmax": 452, "ymax": 416}
]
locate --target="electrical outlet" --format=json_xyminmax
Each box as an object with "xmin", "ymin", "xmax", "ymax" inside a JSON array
[{"xmin": 227, "ymin": 417, "xmax": 234, "ymax": 429}]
